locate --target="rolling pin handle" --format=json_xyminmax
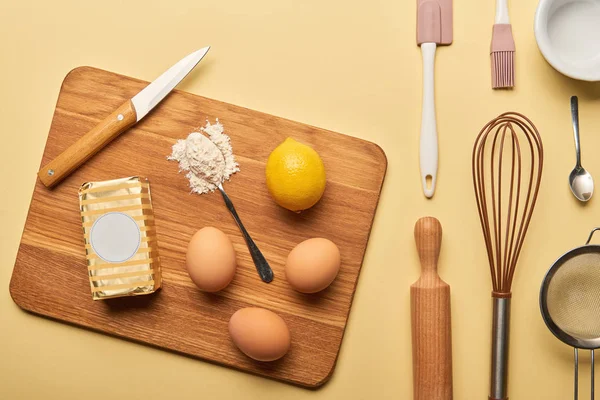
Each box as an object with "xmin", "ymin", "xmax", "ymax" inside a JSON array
[{"xmin": 414, "ymin": 216, "xmax": 442, "ymax": 275}]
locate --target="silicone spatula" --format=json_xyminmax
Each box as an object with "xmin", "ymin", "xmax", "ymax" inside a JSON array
[{"xmin": 417, "ymin": 0, "xmax": 452, "ymax": 198}]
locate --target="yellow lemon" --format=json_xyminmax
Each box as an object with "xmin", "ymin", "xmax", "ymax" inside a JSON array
[{"xmin": 265, "ymin": 138, "xmax": 326, "ymax": 212}]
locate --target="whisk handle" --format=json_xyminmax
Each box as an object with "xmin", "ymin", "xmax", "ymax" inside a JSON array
[{"xmin": 490, "ymin": 297, "xmax": 511, "ymax": 400}]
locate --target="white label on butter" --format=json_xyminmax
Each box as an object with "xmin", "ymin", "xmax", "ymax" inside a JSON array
[{"xmin": 90, "ymin": 212, "xmax": 141, "ymax": 263}]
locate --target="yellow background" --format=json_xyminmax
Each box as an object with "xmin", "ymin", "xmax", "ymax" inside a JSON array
[{"xmin": 2, "ymin": 0, "xmax": 600, "ymax": 398}]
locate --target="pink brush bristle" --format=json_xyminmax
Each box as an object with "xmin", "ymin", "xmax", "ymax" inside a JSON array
[{"xmin": 490, "ymin": 24, "xmax": 516, "ymax": 89}]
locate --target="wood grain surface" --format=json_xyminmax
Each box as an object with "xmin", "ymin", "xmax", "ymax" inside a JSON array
[
  {"xmin": 411, "ymin": 217, "xmax": 453, "ymax": 399},
  {"xmin": 9, "ymin": 67, "xmax": 387, "ymax": 388}
]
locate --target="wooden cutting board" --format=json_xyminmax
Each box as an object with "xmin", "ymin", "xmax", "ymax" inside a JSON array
[{"xmin": 9, "ymin": 67, "xmax": 387, "ymax": 388}]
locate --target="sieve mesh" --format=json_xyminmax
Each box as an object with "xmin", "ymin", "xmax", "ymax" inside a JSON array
[{"xmin": 546, "ymin": 252, "xmax": 600, "ymax": 340}]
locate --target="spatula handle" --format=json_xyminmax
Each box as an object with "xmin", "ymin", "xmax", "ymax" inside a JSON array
[
  {"xmin": 420, "ymin": 43, "xmax": 438, "ymax": 198},
  {"xmin": 38, "ymin": 100, "xmax": 137, "ymax": 188}
]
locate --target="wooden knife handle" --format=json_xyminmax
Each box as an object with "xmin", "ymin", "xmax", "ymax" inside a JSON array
[
  {"xmin": 411, "ymin": 217, "xmax": 453, "ymax": 400},
  {"xmin": 37, "ymin": 100, "xmax": 137, "ymax": 188}
]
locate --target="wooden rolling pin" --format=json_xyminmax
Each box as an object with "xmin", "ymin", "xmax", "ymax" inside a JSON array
[{"xmin": 411, "ymin": 216, "xmax": 453, "ymax": 400}]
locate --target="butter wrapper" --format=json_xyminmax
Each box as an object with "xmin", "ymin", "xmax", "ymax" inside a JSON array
[{"xmin": 79, "ymin": 176, "xmax": 162, "ymax": 300}]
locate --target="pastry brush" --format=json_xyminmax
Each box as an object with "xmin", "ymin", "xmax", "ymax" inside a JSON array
[{"xmin": 490, "ymin": 0, "xmax": 515, "ymax": 89}]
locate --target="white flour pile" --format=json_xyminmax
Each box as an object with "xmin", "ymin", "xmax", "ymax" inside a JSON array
[{"xmin": 167, "ymin": 120, "xmax": 239, "ymax": 194}]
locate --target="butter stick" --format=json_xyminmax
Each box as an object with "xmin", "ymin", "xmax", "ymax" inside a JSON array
[{"xmin": 79, "ymin": 176, "xmax": 162, "ymax": 300}]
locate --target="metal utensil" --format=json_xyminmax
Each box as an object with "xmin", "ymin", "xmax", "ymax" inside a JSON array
[
  {"xmin": 183, "ymin": 132, "xmax": 273, "ymax": 283},
  {"xmin": 217, "ymin": 183, "xmax": 274, "ymax": 283},
  {"xmin": 38, "ymin": 47, "xmax": 211, "ymax": 188},
  {"xmin": 540, "ymin": 227, "xmax": 600, "ymax": 400},
  {"xmin": 472, "ymin": 112, "xmax": 544, "ymax": 400},
  {"xmin": 569, "ymin": 96, "xmax": 594, "ymax": 202}
]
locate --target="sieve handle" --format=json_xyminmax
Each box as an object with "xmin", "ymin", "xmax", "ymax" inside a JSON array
[
  {"xmin": 575, "ymin": 348, "xmax": 579, "ymax": 400},
  {"xmin": 490, "ymin": 297, "xmax": 510, "ymax": 400},
  {"xmin": 591, "ymin": 349, "xmax": 594, "ymax": 400},
  {"xmin": 585, "ymin": 227, "xmax": 600, "ymax": 245}
]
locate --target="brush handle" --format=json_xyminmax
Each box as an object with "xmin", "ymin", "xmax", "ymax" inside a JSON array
[
  {"xmin": 490, "ymin": 297, "xmax": 511, "ymax": 400},
  {"xmin": 420, "ymin": 43, "xmax": 438, "ymax": 199},
  {"xmin": 411, "ymin": 217, "xmax": 453, "ymax": 400},
  {"xmin": 495, "ymin": 0, "xmax": 510, "ymax": 24}
]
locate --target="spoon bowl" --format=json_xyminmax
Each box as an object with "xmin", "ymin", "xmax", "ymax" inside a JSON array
[
  {"xmin": 569, "ymin": 167, "xmax": 594, "ymax": 202},
  {"xmin": 185, "ymin": 132, "xmax": 225, "ymax": 184},
  {"xmin": 568, "ymin": 96, "xmax": 594, "ymax": 202}
]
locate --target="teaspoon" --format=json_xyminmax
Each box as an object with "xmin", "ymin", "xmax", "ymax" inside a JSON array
[
  {"xmin": 188, "ymin": 133, "xmax": 274, "ymax": 283},
  {"xmin": 217, "ymin": 183, "xmax": 274, "ymax": 283},
  {"xmin": 569, "ymin": 96, "xmax": 594, "ymax": 202}
]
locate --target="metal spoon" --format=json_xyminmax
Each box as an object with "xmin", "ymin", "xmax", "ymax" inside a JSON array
[
  {"xmin": 569, "ymin": 96, "xmax": 594, "ymax": 202},
  {"xmin": 186, "ymin": 133, "xmax": 273, "ymax": 282},
  {"xmin": 217, "ymin": 184, "xmax": 273, "ymax": 282}
]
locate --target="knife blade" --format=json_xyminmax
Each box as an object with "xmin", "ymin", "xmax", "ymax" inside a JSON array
[{"xmin": 38, "ymin": 46, "xmax": 210, "ymax": 188}]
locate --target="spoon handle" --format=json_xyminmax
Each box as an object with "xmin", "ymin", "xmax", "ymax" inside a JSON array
[
  {"xmin": 571, "ymin": 96, "xmax": 582, "ymax": 168},
  {"xmin": 218, "ymin": 186, "xmax": 274, "ymax": 283}
]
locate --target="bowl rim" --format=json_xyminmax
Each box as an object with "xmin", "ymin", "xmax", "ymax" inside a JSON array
[{"xmin": 534, "ymin": 0, "xmax": 600, "ymax": 82}]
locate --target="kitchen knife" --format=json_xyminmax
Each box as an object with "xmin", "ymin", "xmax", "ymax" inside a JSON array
[{"xmin": 38, "ymin": 46, "xmax": 210, "ymax": 188}]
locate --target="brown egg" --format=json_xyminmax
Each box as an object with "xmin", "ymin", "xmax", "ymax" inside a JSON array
[
  {"xmin": 229, "ymin": 307, "xmax": 291, "ymax": 362},
  {"xmin": 285, "ymin": 238, "xmax": 340, "ymax": 293},
  {"xmin": 186, "ymin": 227, "xmax": 237, "ymax": 292}
]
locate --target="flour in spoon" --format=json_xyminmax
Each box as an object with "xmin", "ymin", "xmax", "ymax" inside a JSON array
[{"xmin": 168, "ymin": 119, "xmax": 240, "ymax": 194}]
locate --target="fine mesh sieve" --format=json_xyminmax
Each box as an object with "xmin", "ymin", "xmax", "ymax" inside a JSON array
[{"xmin": 540, "ymin": 228, "xmax": 600, "ymax": 400}]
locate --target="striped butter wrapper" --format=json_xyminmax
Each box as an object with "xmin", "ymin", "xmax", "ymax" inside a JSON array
[{"xmin": 79, "ymin": 176, "xmax": 162, "ymax": 300}]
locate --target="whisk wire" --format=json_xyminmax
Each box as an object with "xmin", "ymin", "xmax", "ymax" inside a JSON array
[
  {"xmin": 506, "ymin": 130, "xmax": 519, "ymax": 290},
  {"xmin": 491, "ymin": 132, "xmax": 502, "ymax": 291},
  {"xmin": 501, "ymin": 128, "xmax": 511, "ymax": 292},
  {"xmin": 508, "ymin": 119, "xmax": 542, "ymax": 289},
  {"xmin": 473, "ymin": 112, "xmax": 543, "ymax": 295},
  {"xmin": 473, "ymin": 134, "xmax": 497, "ymax": 290},
  {"xmin": 503, "ymin": 125, "xmax": 522, "ymax": 293}
]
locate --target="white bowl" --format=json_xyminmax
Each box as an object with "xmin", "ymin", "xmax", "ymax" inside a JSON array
[{"xmin": 535, "ymin": 0, "xmax": 600, "ymax": 81}]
